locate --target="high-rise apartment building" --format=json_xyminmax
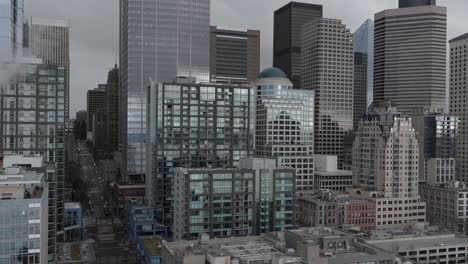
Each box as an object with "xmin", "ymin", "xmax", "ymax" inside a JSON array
[
  {"xmin": 450, "ymin": 33, "xmax": 468, "ymax": 184},
  {"xmin": 30, "ymin": 18, "xmax": 70, "ymax": 120},
  {"xmin": 354, "ymin": 52, "xmax": 368, "ymax": 129},
  {"xmin": 353, "ymin": 19, "xmax": 374, "ymax": 111},
  {"xmin": 412, "ymin": 110, "xmax": 458, "ymax": 184},
  {"xmin": 353, "ymin": 102, "xmax": 426, "ymax": 230},
  {"xmin": 255, "ymin": 68, "xmax": 315, "ymax": 190},
  {"xmin": 302, "ymin": 18, "xmax": 354, "ymax": 168},
  {"xmin": 209, "ymin": 26, "xmax": 260, "ymax": 84},
  {"xmin": 0, "ymin": 61, "xmax": 66, "ymax": 261},
  {"xmin": 0, "ymin": 165, "xmax": 49, "ymax": 264},
  {"xmin": 120, "ymin": 0, "xmax": 210, "ymax": 181},
  {"xmin": 399, "ymin": 0, "xmax": 436, "ymax": 8},
  {"xmin": 146, "ymin": 81, "xmax": 253, "ymax": 230},
  {"xmin": 173, "ymin": 168, "xmax": 256, "ymax": 240},
  {"xmin": 273, "ymin": 1, "xmax": 323, "ymax": 88},
  {"xmin": 86, "ymin": 84, "xmax": 106, "ymax": 135},
  {"xmin": 0, "ymin": 0, "xmax": 24, "ymax": 59},
  {"xmin": 106, "ymin": 65, "xmax": 119, "ymax": 153},
  {"xmin": 239, "ymin": 157, "xmax": 296, "ymax": 233},
  {"xmin": 373, "ymin": 4, "xmax": 447, "ymax": 113}
]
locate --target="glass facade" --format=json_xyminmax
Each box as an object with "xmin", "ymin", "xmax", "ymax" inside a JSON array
[
  {"xmin": 0, "ymin": 0, "xmax": 23, "ymax": 60},
  {"xmin": 0, "ymin": 62, "xmax": 65, "ymax": 261},
  {"xmin": 120, "ymin": 0, "xmax": 210, "ymax": 180},
  {"xmin": 173, "ymin": 169, "xmax": 255, "ymax": 240},
  {"xmin": 147, "ymin": 83, "xmax": 253, "ymax": 230},
  {"xmin": 255, "ymin": 72, "xmax": 315, "ymax": 190},
  {"xmin": 353, "ymin": 19, "xmax": 374, "ymax": 109}
]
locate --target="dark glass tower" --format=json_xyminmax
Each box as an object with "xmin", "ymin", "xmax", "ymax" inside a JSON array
[
  {"xmin": 120, "ymin": 0, "xmax": 210, "ymax": 182},
  {"xmin": 273, "ymin": 1, "xmax": 322, "ymax": 88},
  {"xmin": 354, "ymin": 52, "xmax": 368, "ymax": 129},
  {"xmin": 399, "ymin": 0, "xmax": 436, "ymax": 8}
]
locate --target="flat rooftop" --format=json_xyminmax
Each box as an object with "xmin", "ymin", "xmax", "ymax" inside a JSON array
[
  {"xmin": 0, "ymin": 168, "xmax": 43, "ymax": 185},
  {"xmin": 368, "ymin": 234, "xmax": 468, "ymax": 252},
  {"xmin": 140, "ymin": 236, "xmax": 162, "ymax": 256},
  {"xmin": 315, "ymin": 170, "xmax": 352, "ymax": 176}
]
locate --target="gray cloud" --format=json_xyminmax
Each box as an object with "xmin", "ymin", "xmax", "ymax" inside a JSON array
[{"xmin": 25, "ymin": 0, "xmax": 464, "ymax": 117}]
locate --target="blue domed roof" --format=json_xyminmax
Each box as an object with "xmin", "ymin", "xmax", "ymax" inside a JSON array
[{"xmin": 258, "ymin": 67, "xmax": 288, "ymax": 79}]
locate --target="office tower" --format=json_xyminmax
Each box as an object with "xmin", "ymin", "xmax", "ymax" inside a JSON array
[
  {"xmin": 354, "ymin": 53, "xmax": 367, "ymax": 129},
  {"xmin": 106, "ymin": 65, "xmax": 119, "ymax": 153},
  {"xmin": 173, "ymin": 168, "xmax": 256, "ymax": 240},
  {"xmin": 209, "ymin": 26, "xmax": 260, "ymax": 84},
  {"xmin": 353, "ymin": 19, "xmax": 374, "ymax": 110},
  {"xmin": 239, "ymin": 157, "xmax": 296, "ymax": 233},
  {"xmin": 0, "ymin": 0, "xmax": 24, "ymax": 59},
  {"xmin": 353, "ymin": 102, "xmax": 426, "ymax": 229},
  {"xmin": 302, "ymin": 18, "xmax": 354, "ymax": 168},
  {"xmin": 255, "ymin": 68, "xmax": 315, "ymax": 190},
  {"xmin": 0, "ymin": 164, "xmax": 49, "ymax": 264},
  {"xmin": 273, "ymin": 2, "xmax": 323, "ymax": 88},
  {"xmin": 86, "ymin": 84, "xmax": 106, "ymax": 136},
  {"xmin": 120, "ymin": 0, "xmax": 210, "ymax": 181},
  {"xmin": 373, "ymin": 4, "xmax": 447, "ymax": 113},
  {"xmin": 30, "ymin": 18, "xmax": 70, "ymax": 120},
  {"xmin": 399, "ymin": 0, "xmax": 436, "ymax": 8},
  {"xmin": 147, "ymin": 81, "xmax": 253, "ymax": 231},
  {"xmin": 412, "ymin": 110, "xmax": 458, "ymax": 184},
  {"xmin": 0, "ymin": 61, "xmax": 66, "ymax": 261},
  {"xmin": 450, "ymin": 33, "xmax": 468, "ymax": 183}
]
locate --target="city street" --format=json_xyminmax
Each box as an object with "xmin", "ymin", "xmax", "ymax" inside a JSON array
[{"xmin": 76, "ymin": 141, "xmax": 132, "ymax": 264}]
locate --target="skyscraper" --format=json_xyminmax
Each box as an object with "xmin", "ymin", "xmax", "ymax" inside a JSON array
[
  {"xmin": 120, "ymin": 0, "xmax": 210, "ymax": 181},
  {"xmin": 352, "ymin": 102, "xmax": 426, "ymax": 230},
  {"xmin": 273, "ymin": 1, "xmax": 323, "ymax": 88},
  {"xmin": 302, "ymin": 18, "xmax": 354, "ymax": 168},
  {"xmin": 449, "ymin": 33, "xmax": 468, "ymax": 183},
  {"xmin": 30, "ymin": 18, "xmax": 70, "ymax": 120},
  {"xmin": 373, "ymin": 4, "xmax": 447, "ymax": 113},
  {"xmin": 0, "ymin": 60, "xmax": 66, "ymax": 261},
  {"xmin": 106, "ymin": 65, "xmax": 119, "ymax": 153},
  {"xmin": 399, "ymin": 0, "xmax": 436, "ymax": 8},
  {"xmin": 0, "ymin": 0, "xmax": 24, "ymax": 60},
  {"xmin": 353, "ymin": 19, "xmax": 374, "ymax": 110},
  {"xmin": 353, "ymin": 52, "xmax": 368, "ymax": 129},
  {"xmin": 86, "ymin": 84, "xmax": 106, "ymax": 135},
  {"xmin": 412, "ymin": 110, "xmax": 458, "ymax": 184},
  {"xmin": 209, "ymin": 26, "xmax": 260, "ymax": 84},
  {"xmin": 255, "ymin": 68, "xmax": 315, "ymax": 190},
  {"xmin": 146, "ymin": 81, "xmax": 253, "ymax": 231}
]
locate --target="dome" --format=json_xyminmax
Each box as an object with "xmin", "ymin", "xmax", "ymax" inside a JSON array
[{"xmin": 258, "ymin": 67, "xmax": 288, "ymax": 79}]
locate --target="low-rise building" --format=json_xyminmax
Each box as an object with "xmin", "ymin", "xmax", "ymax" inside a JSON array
[
  {"xmin": 0, "ymin": 166, "xmax": 49, "ymax": 264},
  {"xmin": 314, "ymin": 155, "xmax": 352, "ymax": 191},
  {"xmin": 127, "ymin": 205, "xmax": 167, "ymax": 246},
  {"xmin": 297, "ymin": 190, "xmax": 376, "ymax": 232},
  {"xmin": 160, "ymin": 227, "xmax": 398, "ymax": 264},
  {"xmin": 420, "ymin": 182, "xmax": 468, "ymax": 234},
  {"xmin": 136, "ymin": 236, "xmax": 162, "ymax": 264},
  {"xmin": 64, "ymin": 202, "xmax": 84, "ymax": 241},
  {"xmin": 368, "ymin": 230, "xmax": 468, "ymax": 264}
]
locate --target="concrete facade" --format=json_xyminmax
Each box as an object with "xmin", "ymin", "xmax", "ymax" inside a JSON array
[
  {"xmin": 373, "ymin": 5, "xmax": 447, "ymax": 113},
  {"xmin": 209, "ymin": 26, "xmax": 260, "ymax": 84}
]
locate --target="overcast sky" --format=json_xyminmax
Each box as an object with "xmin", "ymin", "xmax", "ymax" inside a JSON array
[{"xmin": 25, "ymin": 0, "xmax": 465, "ymax": 118}]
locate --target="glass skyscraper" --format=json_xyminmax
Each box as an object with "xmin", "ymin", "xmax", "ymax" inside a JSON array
[
  {"xmin": 353, "ymin": 19, "xmax": 374, "ymax": 110},
  {"xmin": 120, "ymin": 0, "xmax": 210, "ymax": 181},
  {"xmin": 0, "ymin": 0, "xmax": 24, "ymax": 60}
]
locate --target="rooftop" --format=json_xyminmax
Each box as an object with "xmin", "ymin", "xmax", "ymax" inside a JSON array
[
  {"xmin": 65, "ymin": 202, "xmax": 81, "ymax": 210},
  {"xmin": 0, "ymin": 167, "xmax": 43, "ymax": 184},
  {"xmin": 315, "ymin": 170, "xmax": 352, "ymax": 176},
  {"xmin": 450, "ymin": 33, "xmax": 468, "ymax": 43},
  {"xmin": 368, "ymin": 233, "xmax": 468, "ymax": 252},
  {"xmin": 140, "ymin": 236, "xmax": 162, "ymax": 256}
]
